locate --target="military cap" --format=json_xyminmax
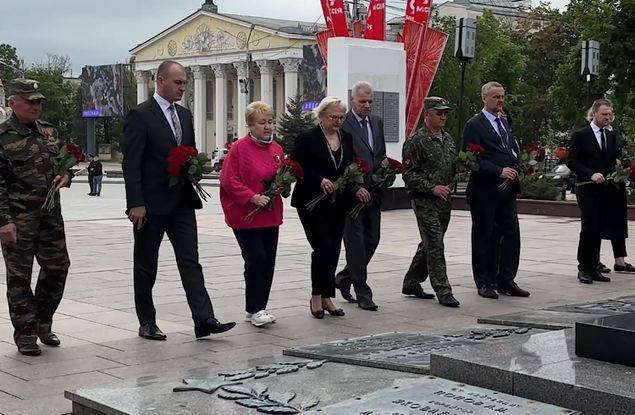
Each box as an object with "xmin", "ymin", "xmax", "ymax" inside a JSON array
[
  {"xmin": 424, "ymin": 96, "xmax": 451, "ymax": 111},
  {"xmin": 7, "ymin": 79, "xmax": 46, "ymax": 101}
]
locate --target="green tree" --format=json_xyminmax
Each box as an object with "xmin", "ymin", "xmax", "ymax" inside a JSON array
[
  {"xmin": 0, "ymin": 44, "xmax": 22, "ymax": 83},
  {"xmin": 276, "ymin": 94, "xmax": 315, "ymax": 154}
]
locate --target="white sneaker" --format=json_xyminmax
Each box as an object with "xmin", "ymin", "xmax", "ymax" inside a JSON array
[
  {"xmin": 263, "ymin": 310, "xmax": 276, "ymax": 323},
  {"xmin": 250, "ymin": 310, "xmax": 274, "ymax": 327},
  {"xmin": 245, "ymin": 312, "xmax": 252, "ymax": 322}
]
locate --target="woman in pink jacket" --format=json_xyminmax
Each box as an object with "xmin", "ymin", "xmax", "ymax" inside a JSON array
[{"xmin": 220, "ymin": 101, "xmax": 285, "ymax": 327}]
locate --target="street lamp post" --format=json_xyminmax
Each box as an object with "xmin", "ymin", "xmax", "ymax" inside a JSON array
[
  {"xmin": 581, "ymin": 40, "xmax": 600, "ymax": 106},
  {"xmin": 454, "ymin": 17, "xmax": 476, "ymax": 149}
]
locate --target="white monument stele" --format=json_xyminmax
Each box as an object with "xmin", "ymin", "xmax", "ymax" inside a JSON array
[{"xmin": 327, "ymin": 37, "xmax": 407, "ymax": 186}]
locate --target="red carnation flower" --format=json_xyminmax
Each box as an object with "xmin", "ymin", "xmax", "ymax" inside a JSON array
[
  {"xmin": 284, "ymin": 158, "xmax": 304, "ymax": 180},
  {"xmin": 466, "ymin": 143, "xmax": 485, "ymax": 156},
  {"xmin": 630, "ymin": 165, "xmax": 635, "ymax": 181},
  {"xmin": 356, "ymin": 158, "xmax": 370, "ymax": 177},
  {"xmin": 65, "ymin": 143, "xmax": 86, "ymax": 162},
  {"xmin": 524, "ymin": 144, "xmax": 545, "ymax": 162},
  {"xmin": 387, "ymin": 157, "xmax": 404, "ymax": 174}
]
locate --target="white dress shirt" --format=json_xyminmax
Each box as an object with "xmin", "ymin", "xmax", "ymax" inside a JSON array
[
  {"xmin": 153, "ymin": 92, "xmax": 180, "ymax": 137},
  {"xmin": 590, "ymin": 121, "xmax": 605, "ymax": 149},
  {"xmin": 351, "ymin": 110, "xmax": 374, "ymax": 149},
  {"xmin": 481, "ymin": 108, "xmax": 508, "ymax": 138}
]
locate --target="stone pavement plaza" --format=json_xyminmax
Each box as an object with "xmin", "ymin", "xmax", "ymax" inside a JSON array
[{"xmin": 0, "ymin": 182, "xmax": 633, "ymax": 414}]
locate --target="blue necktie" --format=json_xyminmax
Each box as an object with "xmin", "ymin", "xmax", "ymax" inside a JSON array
[
  {"xmin": 360, "ymin": 118, "xmax": 372, "ymax": 150},
  {"xmin": 494, "ymin": 117, "xmax": 508, "ymax": 149}
]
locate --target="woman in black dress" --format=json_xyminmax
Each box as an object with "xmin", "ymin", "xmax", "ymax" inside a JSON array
[{"xmin": 291, "ymin": 97, "xmax": 360, "ymax": 318}]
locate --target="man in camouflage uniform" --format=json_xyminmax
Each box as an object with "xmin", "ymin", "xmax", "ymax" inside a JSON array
[
  {"xmin": 401, "ymin": 97, "xmax": 460, "ymax": 308},
  {"xmin": 0, "ymin": 79, "xmax": 71, "ymax": 355}
]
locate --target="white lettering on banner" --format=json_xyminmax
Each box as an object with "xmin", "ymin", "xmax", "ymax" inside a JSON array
[
  {"xmin": 372, "ymin": 3, "xmax": 385, "ymax": 11},
  {"xmin": 331, "ymin": 7, "xmax": 344, "ymax": 15},
  {"xmin": 416, "ymin": 6, "xmax": 431, "ymax": 13}
]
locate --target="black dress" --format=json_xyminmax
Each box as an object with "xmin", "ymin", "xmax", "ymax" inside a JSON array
[{"xmin": 291, "ymin": 125, "xmax": 354, "ymax": 297}]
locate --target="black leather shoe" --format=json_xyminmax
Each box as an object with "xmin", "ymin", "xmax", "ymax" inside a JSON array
[
  {"xmin": 591, "ymin": 271, "xmax": 610, "ymax": 282},
  {"xmin": 38, "ymin": 331, "xmax": 61, "ymax": 347},
  {"xmin": 138, "ymin": 323, "xmax": 167, "ymax": 341},
  {"xmin": 357, "ymin": 301, "xmax": 378, "ymax": 311},
  {"xmin": 578, "ymin": 271, "xmax": 594, "ymax": 284},
  {"xmin": 478, "ymin": 286, "xmax": 499, "ymax": 299},
  {"xmin": 498, "ymin": 282, "xmax": 530, "ymax": 297},
  {"xmin": 402, "ymin": 285, "xmax": 435, "ymax": 299},
  {"xmin": 597, "ymin": 262, "xmax": 611, "ymax": 274},
  {"xmin": 438, "ymin": 293, "xmax": 460, "ymax": 307},
  {"xmin": 14, "ymin": 332, "xmax": 41, "ymax": 356},
  {"xmin": 614, "ymin": 263, "xmax": 635, "ymax": 273},
  {"xmin": 336, "ymin": 280, "xmax": 357, "ymax": 303},
  {"xmin": 310, "ymin": 300, "xmax": 324, "ymax": 319},
  {"xmin": 324, "ymin": 306, "xmax": 346, "ymax": 316},
  {"xmin": 194, "ymin": 318, "xmax": 236, "ymax": 338}
]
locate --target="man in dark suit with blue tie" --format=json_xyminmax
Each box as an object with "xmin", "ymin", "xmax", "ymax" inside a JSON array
[
  {"xmin": 122, "ymin": 60, "xmax": 235, "ymax": 340},
  {"xmin": 462, "ymin": 81, "xmax": 530, "ymax": 299},
  {"xmin": 335, "ymin": 81, "xmax": 386, "ymax": 311}
]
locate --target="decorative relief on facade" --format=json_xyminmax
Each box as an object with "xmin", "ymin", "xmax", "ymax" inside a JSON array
[
  {"xmin": 156, "ymin": 44, "xmax": 165, "ymax": 57},
  {"xmin": 181, "ymin": 24, "xmax": 236, "ymax": 55},
  {"xmin": 236, "ymin": 31, "xmax": 247, "ymax": 49},
  {"xmin": 167, "ymin": 40, "xmax": 178, "ymax": 57}
]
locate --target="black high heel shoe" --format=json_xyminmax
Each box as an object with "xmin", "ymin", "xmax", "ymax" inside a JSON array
[
  {"xmin": 310, "ymin": 300, "xmax": 324, "ymax": 319},
  {"xmin": 323, "ymin": 305, "xmax": 345, "ymax": 316}
]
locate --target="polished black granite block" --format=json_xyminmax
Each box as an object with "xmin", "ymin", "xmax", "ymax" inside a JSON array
[{"xmin": 575, "ymin": 312, "xmax": 635, "ymax": 367}]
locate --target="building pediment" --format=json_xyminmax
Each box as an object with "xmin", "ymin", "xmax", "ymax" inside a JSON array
[{"xmin": 131, "ymin": 10, "xmax": 314, "ymax": 62}]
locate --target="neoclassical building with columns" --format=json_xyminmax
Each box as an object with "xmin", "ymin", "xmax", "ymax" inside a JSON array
[{"xmin": 130, "ymin": 1, "xmax": 325, "ymax": 153}]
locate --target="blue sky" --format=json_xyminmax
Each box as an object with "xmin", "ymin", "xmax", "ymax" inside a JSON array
[{"xmin": 0, "ymin": 0, "xmax": 570, "ymax": 77}]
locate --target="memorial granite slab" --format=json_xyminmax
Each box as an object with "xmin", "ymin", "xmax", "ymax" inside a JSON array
[
  {"xmin": 307, "ymin": 376, "xmax": 578, "ymax": 415},
  {"xmin": 477, "ymin": 309, "xmax": 608, "ymax": 329},
  {"xmin": 546, "ymin": 295, "xmax": 635, "ymax": 315},
  {"xmin": 65, "ymin": 356, "xmax": 421, "ymax": 414},
  {"xmin": 429, "ymin": 328, "xmax": 635, "ymax": 414},
  {"xmin": 282, "ymin": 326, "xmax": 539, "ymax": 374},
  {"xmin": 575, "ymin": 312, "xmax": 635, "ymax": 367}
]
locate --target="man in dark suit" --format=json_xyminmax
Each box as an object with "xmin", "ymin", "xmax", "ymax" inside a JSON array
[
  {"xmin": 567, "ymin": 99, "xmax": 628, "ymax": 283},
  {"xmin": 335, "ymin": 81, "xmax": 386, "ymax": 311},
  {"xmin": 462, "ymin": 81, "xmax": 530, "ymax": 299},
  {"xmin": 122, "ymin": 60, "xmax": 235, "ymax": 340}
]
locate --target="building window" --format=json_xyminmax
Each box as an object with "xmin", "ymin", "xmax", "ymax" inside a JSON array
[{"xmin": 206, "ymin": 80, "xmax": 214, "ymax": 120}]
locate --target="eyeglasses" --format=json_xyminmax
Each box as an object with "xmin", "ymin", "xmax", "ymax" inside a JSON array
[{"xmin": 327, "ymin": 115, "xmax": 346, "ymax": 121}]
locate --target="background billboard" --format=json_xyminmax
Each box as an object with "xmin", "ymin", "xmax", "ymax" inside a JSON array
[{"xmin": 81, "ymin": 64, "xmax": 126, "ymax": 118}]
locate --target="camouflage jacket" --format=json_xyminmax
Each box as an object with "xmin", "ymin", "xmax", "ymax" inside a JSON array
[
  {"xmin": 0, "ymin": 115, "xmax": 62, "ymax": 226},
  {"xmin": 402, "ymin": 127, "xmax": 456, "ymax": 201}
]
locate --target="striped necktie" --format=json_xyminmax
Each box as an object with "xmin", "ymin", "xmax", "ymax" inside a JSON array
[{"xmin": 169, "ymin": 104, "xmax": 182, "ymax": 145}]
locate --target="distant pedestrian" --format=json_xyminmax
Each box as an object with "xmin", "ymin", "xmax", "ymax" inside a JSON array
[
  {"xmin": 88, "ymin": 155, "xmax": 103, "ymax": 196},
  {"xmin": 86, "ymin": 154, "xmax": 95, "ymax": 195}
]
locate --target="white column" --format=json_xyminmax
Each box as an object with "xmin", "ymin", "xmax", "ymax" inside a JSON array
[
  {"xmin": 233, "ymin": 61, "xmax": 250, "ymax": 137},
  {"xmin": 211, "ymin": 63, "xmax": 229, "ymax": 147},
  {"xmin": 134, "ymin": 70, "xmax": 150, "ymax": 104},
  {"xmin": 255, "ymin": 60, "xmax": 276, "ymax": 107},
  {"xmin": 280, "ymin": 58, "xmax": 302, "ymax": 110},
  {"xmin": 191, "ymin": 65, "xmax": 209, "ymax": 152}
]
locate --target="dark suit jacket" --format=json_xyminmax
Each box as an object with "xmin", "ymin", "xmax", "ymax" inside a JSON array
[
  {"xmin": 122, "ymin": 97, "xmax": 202, "ymax": 215},
  {"xmin": 341, "ymin": 112, "xmax": 386, "ymax": 192},
  {"xmin": 567, "ymin": 124, "xmax": 626, "ymax": 239},
  {"xmin": 462, "ymin": 111, "xmax": 520, "ymax": 198},
  {"xmin": 290, "ymin": 125, "xmax": 354, "ymax": 209}
]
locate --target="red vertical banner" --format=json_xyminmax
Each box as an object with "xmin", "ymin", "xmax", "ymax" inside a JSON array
[
  {"xmin": 404, "ymin": 0, "xmax": 433, "ymax": 40},
  {"xmin": 405, "ymin": 28, "xmax": 448, "ymax": 137},
  {"xmin": 316, "ymin": 29, "xmax": 335, "ymax": 68},
  {"xmin": 364, "ymin": 0, "xmax": 386, "ymax": 41},
  {"xmin": 403, "ymin": 20, "xmax": 424, "ymax": 99},
  {"xmin": 395, "ymin": 32, "xmax": 404, "ymax": 43},
  {"xmin": 328, "ymin": 0, "xmax": 350, "ymax": 37},
  {"xmin": 320, "ymin": 0, "xmax": 333, "ymax": 30},
  {"xmin": 352, "ymin": 19, "xmax": 363, "ymax": 38}
]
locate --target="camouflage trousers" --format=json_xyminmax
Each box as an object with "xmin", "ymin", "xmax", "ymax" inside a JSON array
[
  {"xmin": 1, "ymin": 210, "xmax": 70, "ymax": 334},
  {"xmin": 403, "ymin": 198, "xmax": 453, "ymax": 297}
]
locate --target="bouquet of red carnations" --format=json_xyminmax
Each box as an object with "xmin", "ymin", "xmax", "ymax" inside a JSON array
[
  {"xmin": 349, "ymin": 157, "xmax": 403, "ymax": 219},
  {"xmin": 244, "ymin": 157, "xmax": 304, "ymax": 221},
  {"xmin": 450, "ymin": 143, "xmax": 484, "ymax": 188},
  {"xmin": 499, "ymin": 143, "xmax": 544, "ymax": 190},
  {"xmin": 167, "ymin": 145, "xmax": 213, "ymax": 201},
  {"xmin": 305, "ymin": 159, "xmax": 369, "ymax": 211},
  {"xmin": 42, "ymin": 143, "xmax": 85, "ymax": 212}
]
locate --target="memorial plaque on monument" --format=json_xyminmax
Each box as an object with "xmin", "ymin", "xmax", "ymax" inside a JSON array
[
  {"xmin": 382, "ymin": 92, "xmax": 400, "ymax": 142},
  {"xmin": 575, "ymin": 312, "xmax": 635, "ymax": 367},
  {"xmin": 283, "ymin": 326, "xmax": 538, "ymax": 374},
  {"xmin": 430, "ymin": 329, "xmax": 635, "ymax": 414},
  {"xmin": 307, "ymin": 376, "xmax": 578, "ymax": 414},
  {"xmin": 477, "ymin": 309, "xmax": 604, "ymax": 330}
]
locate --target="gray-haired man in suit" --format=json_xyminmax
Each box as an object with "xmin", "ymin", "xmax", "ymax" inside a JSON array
[{"xmin": 335, "ymin": 81, "xmax": 387, "ymax": 311}]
